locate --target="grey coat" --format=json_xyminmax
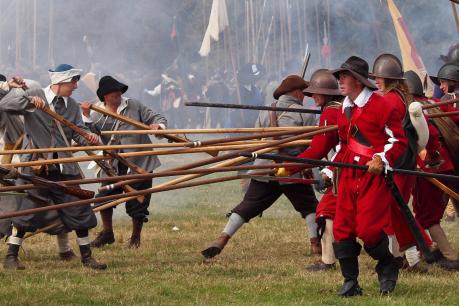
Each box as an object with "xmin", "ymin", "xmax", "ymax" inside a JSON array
[
  {"xmin": 86, "ymin": 98, "xmax": 167, "ymax": 174},
  {"xmin": 0, "ymin": 88, "xmax": 91, "ymax": 175},
  {"xmin": 250, "ymin": 94, "xmax": 318, "ymax": 182}
]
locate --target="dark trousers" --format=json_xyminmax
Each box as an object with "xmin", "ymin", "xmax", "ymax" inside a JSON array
[{"xmin": 232, "ymin": 179, "xmax": 318, "ymax": 221}]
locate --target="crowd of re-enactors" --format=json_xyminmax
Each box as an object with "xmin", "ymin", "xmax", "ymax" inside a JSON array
[{"xmin": 1, "ymin": 43, "xmax": 459, "ymax": 297}]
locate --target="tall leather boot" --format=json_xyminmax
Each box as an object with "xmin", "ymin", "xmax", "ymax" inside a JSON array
[
  {"xmin": 128, "ymin": 218, "xmax": 144, "ymax": 249},
  {"xmin": 365, "ymin": 235, "xmax": 399, "ymax": 294},
  {"xmin": 78, "ymin": 242, "xmax": 107, "ymax": 270},
  {"xmin": 429, "ymin": 224, "xmax": 459, "ymax": 271},
  {"xmin": 201, "ymin": 233, "xmax": 231, "ymax": 259},
  {"xmin": 3, "ymin": 236, "xmax": 25, "ymax": 270},
  {"xmin": 90, "ymin": 209, "xmax": 115, "ymax": 248},
  {"xmin": 333, "ymin": 239, "xmax": 362, "ymax": 297}
]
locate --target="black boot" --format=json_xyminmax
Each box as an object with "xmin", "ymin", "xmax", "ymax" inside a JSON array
[
  {"xmin": 333, "ymin": 239, "xmax": 362, "ymax": 297},
  {"xmin": 365, "ymin": 235, "xmax": 399, "ymax": 295},
  {"xmin": 79, "ymin": 244, "xmax": 107, "ymax": 270},
  {"xmin": 3, "ymin": 244, "xmax": 25, "ymax": 270},
  {"xmin": 90, "ymin": 230, "xmax": 115, "ymax": 248}
]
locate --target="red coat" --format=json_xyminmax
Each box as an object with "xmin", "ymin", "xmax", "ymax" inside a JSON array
[{"xmin": 333, "ymin": 89, "xmax": 407, "ymax": 246}]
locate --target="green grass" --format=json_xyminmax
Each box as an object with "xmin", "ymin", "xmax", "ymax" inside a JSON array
[{"xmin": 1, "ymin": 156, "xmax": 459, "ymax": 305}]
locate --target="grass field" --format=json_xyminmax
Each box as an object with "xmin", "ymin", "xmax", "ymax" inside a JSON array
[{"xmin": 1, "ymin": 155, "xmax": 459, "ymax": 305}]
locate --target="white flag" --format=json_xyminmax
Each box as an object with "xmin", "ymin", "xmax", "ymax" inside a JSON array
[{"xmin": 199, "ymin": 0, "xmax": 229, "ymax": 57}]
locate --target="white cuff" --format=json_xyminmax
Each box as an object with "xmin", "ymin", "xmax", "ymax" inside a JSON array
[
  {"xmin": 0, "ymin": 81, "xmax": 10, "ymax": 91},
  {"xmin": 8, "ymin": 236, "xmax": 23, "ymax": 245},
  {"xmin": 158, "ymin": 123, "xmax": 166, "ymax": 130},
  {"xmin": 76, "ymin": 236, "xmax": 91, "ymax": 246},
  {"xmin": 373, "ymin": 153, "xmax": 392, "ymax": 172},
  {"xmin": 320, "ymin": 168, "xmax": 334, "ymax": 180}
]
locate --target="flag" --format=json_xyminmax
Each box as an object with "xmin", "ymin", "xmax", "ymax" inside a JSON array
[
  {"xmin": 199, "ymin": 0, "xmax": 229, "ymax": 57},
  {"xmin": 387, "ymin": 0, "xmax": 434, "ymax": 97}
]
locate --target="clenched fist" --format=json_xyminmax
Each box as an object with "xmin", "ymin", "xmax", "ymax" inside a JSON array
[
  {"xmin": 30, "ymin": 96, "xmax": 46, "ymax": 110},
  {"xmin": 366, "ymin": 155, "xmax": 384, "ymax": 175}
]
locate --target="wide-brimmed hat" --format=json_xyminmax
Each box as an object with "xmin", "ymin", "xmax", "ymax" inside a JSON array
[
  {"xmin": 303, "ymin": 69, "xmax": 341, "ymax": 97},
  {"xmin": 273, "ymin": 75, "xmax": 309, "ymax": 100},
  {"xmin": 97, "ymin": 75, "xmax": 128, "ymax": 101},
  {"xmin": 331, "ymin": 56, "xmax": 376, "ymax": 89}
]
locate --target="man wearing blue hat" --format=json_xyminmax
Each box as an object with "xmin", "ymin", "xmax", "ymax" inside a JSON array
[{"xmin": 0, "ymin": 64, "xmax": 106, "ymax": 270}]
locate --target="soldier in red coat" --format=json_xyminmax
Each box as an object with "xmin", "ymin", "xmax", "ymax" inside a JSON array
[
  {"xmin": 330, "ymin": 56, "xmax": 407, "ymax": 296},
  {"xmin": 370, "ymin": 54, "xmax": 432, "ymax": 271},
  {"xmin": 405, "ymin": 70, "xmax": 459, "ymax": 271},
  {"xmin": 277, "ymin": 69, "xmax": 342, "ymax": 271}
]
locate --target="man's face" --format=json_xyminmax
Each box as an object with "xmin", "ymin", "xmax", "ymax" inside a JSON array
[
  {"xmin": 104, "ymin": 91, "xmax": 122, "ymax": 105},
  {"xmin": 57, "ymin": 80, "xmax": 78, "ymax": 97},
  {"xmin": 338, "ymin": 71, "xmax": 358, "ymax": 96}
]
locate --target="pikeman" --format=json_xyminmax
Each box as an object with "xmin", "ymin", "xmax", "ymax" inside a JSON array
[
  {"xmin": 370, "ymin": 54, "xmax": 431, "ymax": 272},
  {"xmin": 405, "ymin": 70, "xmax": 459, "ymax": 270},
  {"xmin": 81, "ymin": 75, "xmax": 167, "ymax": 249},
  {"xmin": 201, "ymin": 75, "xmax": 319, "ymax": 259},
  {"xmin": 330, "ymin": 56, "xmax": 407, "ymax": 296},
  {"xmin": 276, "ymin": 69, "xmax": 342, "ymax": 271},
  {"xmin": 0, "ymin": 64, "xmax": 106, "ymax": 270}
]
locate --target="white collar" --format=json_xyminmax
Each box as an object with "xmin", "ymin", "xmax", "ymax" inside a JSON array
[
  {"xmin": 342, "ymin": 87, "xmax": 373, "ymax": 113},
  {"xmin": 44, "ymin": 85, "xmax": 69, "ymax": 108}
]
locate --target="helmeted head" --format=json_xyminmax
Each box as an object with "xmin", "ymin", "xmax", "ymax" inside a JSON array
[
  {"xmin": 431, "ymin": 63, "xmax": 459, "ymax": 94},
  {"xmin": 303, "ymin": 69, "xmax": 342, "ymax": 107},
  {"xmin": 370, "ymin": 53, "xmax": 404, "ymax": 80},
  {"xmin": 404, "ymin": 70, "xmax": 424, "ymax": 97}
]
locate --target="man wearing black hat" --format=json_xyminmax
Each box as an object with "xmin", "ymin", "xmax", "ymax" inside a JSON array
[
  {"xmin": 0, "ymin": 64, "xmax": 105, "ymax": 270},
  {"xmin": 330, "ymin": 56, "xmax": 407, "ymax": 296},
  {"xmin": 81, "ymin": 75, "xmax": 167, "ymax": 249},
  {"xmin": 201, "ymin": 75, "xmax": 319, "ymax": 260}
]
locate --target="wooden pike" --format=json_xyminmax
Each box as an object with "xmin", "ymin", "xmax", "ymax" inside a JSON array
[
  {"xmin": 21, "ymin": 126, "xmax": 337, "ymax": 223},
  {"xmin": 86, "ymin": 104, "xmax": 221, "ymax": 155},
  {"xmin": 23, "ymin": 170, "xmax": 273, "ymax": 239},
  {"xmin": 23, "ymin": 96, "xmax": 145, "ymax": 203},
  {"xmin": 421, "ymin": 97, "xmax": 459, "ymax": 109},
  {"xmin": 98, "ymin": 126, "xmax": 316, "ymax": 135},
  {"xmin": 0, "ymin": 139, "xmax": 310, "ymax": 156},
  {"xmin": 2, "ymin": 140, "xmax": 312, "ymax": 169},
  {"xmin": 426, "ymin": 110, "xmax": 459, "ymax": 119},
  {"xmin": 426, "ymin": 177, "xmax": 459, "ymax": 202},
  {"xmin": 0, "ymin": 163, "xmax": 306, "ymax": 194}
]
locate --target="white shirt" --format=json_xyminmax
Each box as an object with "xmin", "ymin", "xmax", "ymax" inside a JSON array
[
  {"xmin": 342, "ymin": 86, "xmax": 373, "ymax": 112},
  {"xmin": 44, "ymin": 85, "xmax": 69, "ymax": 108}
]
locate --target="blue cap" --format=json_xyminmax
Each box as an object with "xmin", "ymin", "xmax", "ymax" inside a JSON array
[{"xmin": 49, "ymin": 64, "xmax": 74, "ymax": 72}]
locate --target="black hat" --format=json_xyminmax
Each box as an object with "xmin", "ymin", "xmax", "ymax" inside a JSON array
[
  {"xmin": 331, "ymin": 56, "xmax": 376, "ymax": 89},
  {"xmin": 96, "ymin": 75, "xmax": 128, "ymax": 101},
  {"xmin": 0, "ymin": 74, "xmax": 6, "ymax": 82}
]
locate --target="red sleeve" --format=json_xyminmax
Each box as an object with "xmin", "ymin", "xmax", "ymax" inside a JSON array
[
  {"xmin": 378, "ymin": 101, "xmax": 408, "ymax": 167},
  {"xmin": 425, "ymin": 120, "xmax": 440, "ymax": 153},
  {"xmin": 287, "ymin": 107, "xmax": 339, "ymax": 173}
]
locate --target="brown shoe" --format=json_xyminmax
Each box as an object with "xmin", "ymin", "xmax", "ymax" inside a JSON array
[
  {"xmin": 405, "ymin": 261, "xmax": 428, "ymax": 273},
  {"xmin": 59, "ymin": 249, "xmax": 77, "ymax": 261},
  {"xmin": 310, "ymin": 237, "xmax": 321, "ymax": 256},
  {"xmin": 90, "ymin": 230, "xmax": 115, "ymax": 248},
  {"xmin": 305, "ymin": 260, "xmax": 335, "ymax": 271},
  {"xmin": 3, "ymin": 244, "xmax": 25, "ymax": 270},
  {"xmin": 79, "ymin": 244, "xmax": 107, "ymax": 270},
  {"xmin": 201, "ymin": 233, "xmax": 230, "ymax": 259},
  {"xmin": 438, "ymin": 257, "xmax": 459, "ymax": 271}
]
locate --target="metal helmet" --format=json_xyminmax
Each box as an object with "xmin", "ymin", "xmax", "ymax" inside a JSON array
[
  {"xmin": 370, "ymin": 53, "xmax": 404, "ymax": 80},
  {"xmin": 404, "ymin": 70, "xmax": 424, "ymax": 97},
  {"xmin": 303, "ymin": 69, "xmax": 341, "ymax": 97},
  {"xmin": 441, "ymin": 42, "xmax": 459, "ymax": 64},
  {"xmin": 431, "ymin": 63, "xmax": 459, "ymax": 85}
]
